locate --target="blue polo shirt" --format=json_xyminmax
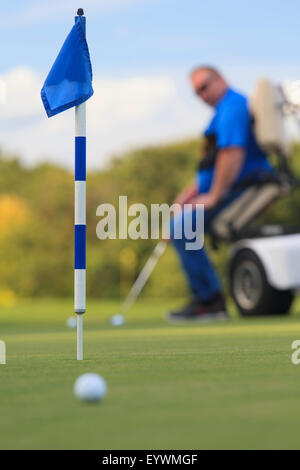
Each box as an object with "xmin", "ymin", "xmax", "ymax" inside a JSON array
[{"xmin": 197, "ymin": 87, "xmax": 273, "ymax": 193}]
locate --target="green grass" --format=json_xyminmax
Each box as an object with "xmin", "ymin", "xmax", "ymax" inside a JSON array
[{"xmin": 1, "ymin": 297, "xmax": 300, "ymax": 449}]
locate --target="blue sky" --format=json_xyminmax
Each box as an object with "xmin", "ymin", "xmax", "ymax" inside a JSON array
[
  {"xmin": 0, "ymin": 0, "xmax": 299, "ymax": 168},
  {"xmin": 2, "ymin": 0, "xmax": 300, "ymax": 75}
]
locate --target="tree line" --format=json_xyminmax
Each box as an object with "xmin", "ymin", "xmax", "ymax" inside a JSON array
[{"xmin": 0, "ymin": 140, "xmax": 299, "ymax": 299}]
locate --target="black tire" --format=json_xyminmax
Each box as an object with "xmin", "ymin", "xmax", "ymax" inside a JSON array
[
  {"xmin": 270, "ymin": 288, "xmax": 294, "ymax": 315},
  {"xmin": 229, "ymin": 248, "xmax": 294, "ymax": 317}
]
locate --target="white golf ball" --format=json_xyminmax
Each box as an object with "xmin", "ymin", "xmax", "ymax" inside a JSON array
[
  {"xmin": 66, "ymin": 316, "xmax": 77, "ymax": 329},
  {"xmin": 74, "ymin": 373, "xmax": 107, "ymax": 403},
  {"xmin": 110, "ymin": 314, "xmax": 125, "ymax": 327}
]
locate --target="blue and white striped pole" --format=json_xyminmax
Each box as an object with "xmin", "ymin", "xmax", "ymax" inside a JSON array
[{"xmin": 74, "ymin": 8, "xmax": 86, "ymax": 360}]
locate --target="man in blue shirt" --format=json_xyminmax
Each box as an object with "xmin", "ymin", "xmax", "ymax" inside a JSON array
[{"xmin": 168, "ymin": 66, "xmax": 273, "ymax": 321}]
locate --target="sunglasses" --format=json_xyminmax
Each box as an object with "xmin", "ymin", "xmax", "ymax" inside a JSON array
[{"xmin": 195, "ymin": 75, "xmax": 215, "ymax": 95}]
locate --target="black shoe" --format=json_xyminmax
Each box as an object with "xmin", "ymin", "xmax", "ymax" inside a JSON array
[{"xmin": 167, "ymin": 293, "xmax": 229, "ymax": 323}]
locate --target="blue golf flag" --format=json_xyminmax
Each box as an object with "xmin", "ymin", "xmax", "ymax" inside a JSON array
[{"xmin": 41, "ymin": 16, "xmax": 93, "ymax": 117}]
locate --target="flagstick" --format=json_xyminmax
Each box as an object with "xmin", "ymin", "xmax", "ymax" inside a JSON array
[
  {"xmin": 74, "ymin": 9, "xmax": 86, "ymax": 360},
  {"xmin": 77, "ymin": 312, "xmax": 83, "ymax": 360}
]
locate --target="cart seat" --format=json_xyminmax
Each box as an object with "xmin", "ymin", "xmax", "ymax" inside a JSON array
[{"xmin": 210, "ymin": 172, "xmax": 291, "ymax": 242}]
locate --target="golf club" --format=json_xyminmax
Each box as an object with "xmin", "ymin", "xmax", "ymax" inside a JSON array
[{"xmin": 110, "ymin": 240, "xmax": 167, "ymax": 325}]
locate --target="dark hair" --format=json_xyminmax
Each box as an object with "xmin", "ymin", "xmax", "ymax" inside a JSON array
[{"xmin": 190, "ymin": 65, "xmax": 221, "ymax": 77}]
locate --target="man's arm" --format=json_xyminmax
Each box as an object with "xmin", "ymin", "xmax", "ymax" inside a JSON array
[
  {"xmin": 210, "ymin": 147, "xmax": 245, "ymax": 201},
  {"xmin": 173, "ymin": 181, "xmax": 198, "ymax": 207},
  {"xmin": 190, "ymin": 147, "xmax": 245, "ymax": 209}
]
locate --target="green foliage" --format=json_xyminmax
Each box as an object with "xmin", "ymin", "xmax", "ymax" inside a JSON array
[{"xmin": 0, "ymin": 140, "xmax": 299, "ymax": 299}]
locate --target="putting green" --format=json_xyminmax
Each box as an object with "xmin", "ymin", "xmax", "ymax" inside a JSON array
[{"xmin": 0, "ymin": 298, "xmax": 300, "ymax": 449}]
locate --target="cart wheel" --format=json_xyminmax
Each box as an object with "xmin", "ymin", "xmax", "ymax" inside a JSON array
[
  {"xmin": 230, "ymin": 248, "xmax": 294, "ymax": 316},
  {"xmin": 270, "ymin": 288, "xmax": 294, "ymax": 315}
]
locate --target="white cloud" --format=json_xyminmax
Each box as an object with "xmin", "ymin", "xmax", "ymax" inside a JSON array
[
  {"xmin": 90, "ymin": 76, "xmax": 176, "ymax": 128},
  {"xmin": 2, "ymin": 64, "xmax": 300, "ymax": 171},
  {"xmin": 0, "ymin": 67, "xmax": 41, "ymax": 119},
  {"xmin": 0, "ymin": 67, "xmax": 207, "ymax": 169}
]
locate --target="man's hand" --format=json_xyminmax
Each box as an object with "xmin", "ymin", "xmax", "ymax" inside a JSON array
[
  {"xmin": 189, "ymin": 192, "xmax": 219, "ymax": 210},
  {"xmin": 172, "ymin": 182, "xmax": 198, "ymax": 207}
]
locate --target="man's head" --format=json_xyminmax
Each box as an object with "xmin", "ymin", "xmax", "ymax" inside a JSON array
[{"xmin": 190, "ymin": 66, "xmax": 228, "ymax": 107}]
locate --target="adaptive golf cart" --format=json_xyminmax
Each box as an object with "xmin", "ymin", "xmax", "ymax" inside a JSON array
[
  {"xmin": 111, "ymin": 79, "xmax": 300, "ymax": 326},
  {"xmin": 210, "ymin": 79, "xmax": 300, "ymax": 317}
]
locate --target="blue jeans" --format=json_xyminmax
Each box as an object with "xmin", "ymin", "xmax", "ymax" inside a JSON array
[{"xmin": 170, "ymin": 185, "xmax": 242, "ymax": 302}]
